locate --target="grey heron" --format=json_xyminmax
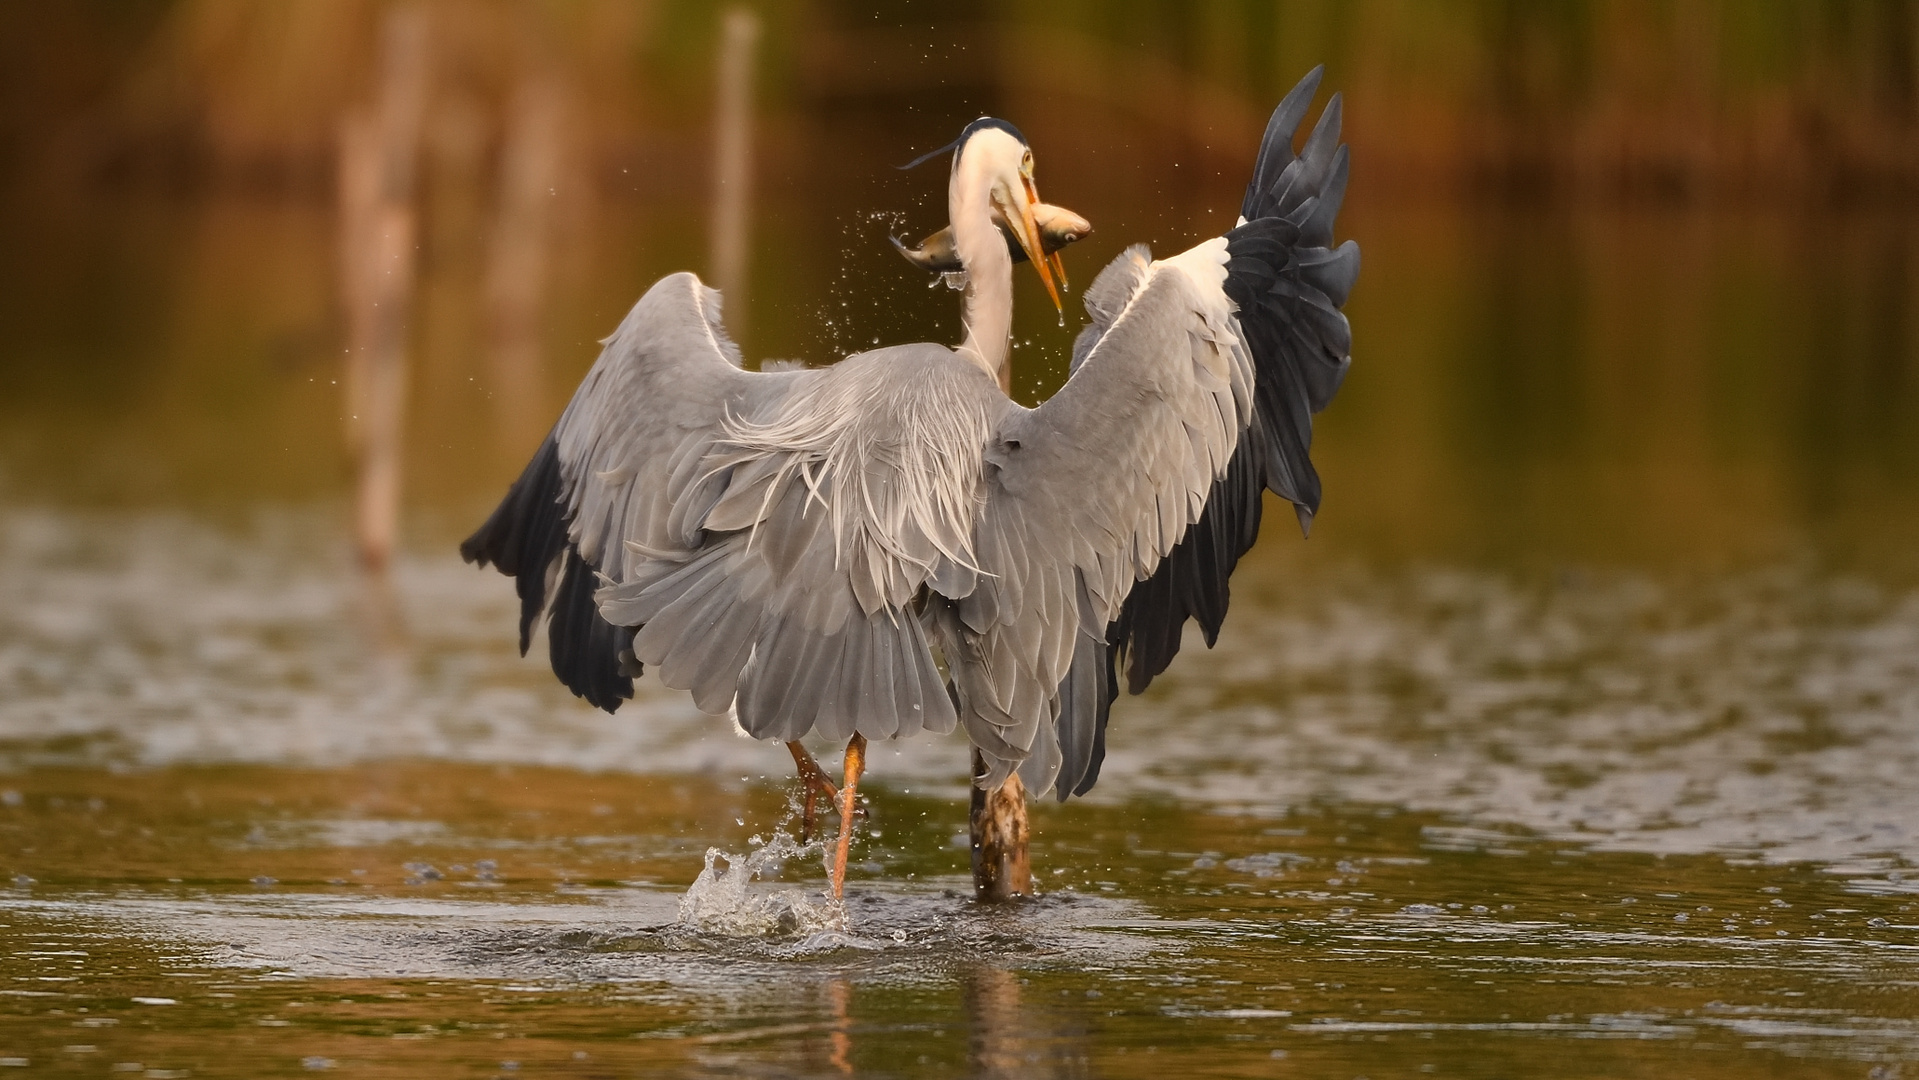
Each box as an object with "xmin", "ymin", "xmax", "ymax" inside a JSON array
[{"xmin": 462, "ymin": 68, "xmax": 1358, "ymax": 900}]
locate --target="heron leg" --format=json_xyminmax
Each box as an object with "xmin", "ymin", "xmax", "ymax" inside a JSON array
[
  {"xmin": 969, "ymin": 746, "xmax": 1031, "ymax": 902},
  {"xmin": 786, "ymin": 741, "xmax": 841, "ymax": 843},
  {"xmin": 829, "ymin": 734, "xmax": 867, "ymax": 900}
]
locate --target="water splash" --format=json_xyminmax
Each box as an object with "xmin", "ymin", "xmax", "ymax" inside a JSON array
[{"xmin": 673, "ymin": 831, "xmax": 844, "ymax": 937}]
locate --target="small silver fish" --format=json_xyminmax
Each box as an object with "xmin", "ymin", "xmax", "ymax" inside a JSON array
[{"xmin": 891, "ymin": 204, "xmax": 1092, "ymax": 290}]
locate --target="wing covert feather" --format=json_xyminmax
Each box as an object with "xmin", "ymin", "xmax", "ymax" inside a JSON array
[
  {"xmin": 462, "ymin": 273, "xmax": 763, "ymax": 710},
  {"xmin": 948, "ymin": 241, "xmax": 1256, "ymax": 796}
]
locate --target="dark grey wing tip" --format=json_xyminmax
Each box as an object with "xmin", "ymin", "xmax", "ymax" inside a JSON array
[
  {"xmin": 463, "ymin": 431, "xmax": 637, "ymax": 706},
  {"xmin": 1068, "ymin": 631, "xmax": 1120, "ymax": 799},
  {"xmin": 1050, "ymin": 615, "xmax": 1111, "ymax": 801},
  {"xmin": 1241, "ymin": 66, "xmax": 1327, "ymax": 221},
  {"xmin": 1104, "ymin": 69, "xmax": 1356, "ymax": 713},
  {"xmin": 1306, "ymin": 92, "xmax": 1344, "ymax": 157},
  {"xmin": 548, "ymin": 551, "xmax": 636, "ymax": 714},
  {"xmin": 460, "ymin": 433, "xmax": 568, "ymax": 655},
  {"xmin": 1298, "ymin": 146, "xmax": 1351, "ymax": 247}
]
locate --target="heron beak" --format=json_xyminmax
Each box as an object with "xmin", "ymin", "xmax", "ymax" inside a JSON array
[
  {"xmin": 1031, "ymin": 203, "xmax": 1089, "ymax": 292},
  {"xmin": 1014, "ymin": 177, "xmax": 1062, "ymax": 315}
]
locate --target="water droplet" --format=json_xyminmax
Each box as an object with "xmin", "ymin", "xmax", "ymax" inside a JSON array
[{"xmin": 675, "ymin": 832, "xmax": 845, "ymax": 937}]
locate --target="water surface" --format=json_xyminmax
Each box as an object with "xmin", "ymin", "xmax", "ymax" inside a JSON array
[{"xmin": 3, "ymin": 501, "xmax": 1917, "ymax": 1077}]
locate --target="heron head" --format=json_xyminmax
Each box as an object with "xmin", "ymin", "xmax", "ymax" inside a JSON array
[{"xmin": 947, "ymin": 120, "xmax": 1062, "ymax": 315}]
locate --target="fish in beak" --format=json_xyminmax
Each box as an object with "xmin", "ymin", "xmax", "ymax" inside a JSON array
[{"xmin": 891, "ymin": 203, "xmax": 1092, "ymax": 286}]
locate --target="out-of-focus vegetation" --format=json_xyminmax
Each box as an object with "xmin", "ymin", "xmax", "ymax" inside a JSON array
[
  {"xmin": 3, "ymin": 1, "xmax": 1917, "ymax": 203},
  {"xmin": 0, "ymin": 2, "xmax": 1913, "ymax": 576}
]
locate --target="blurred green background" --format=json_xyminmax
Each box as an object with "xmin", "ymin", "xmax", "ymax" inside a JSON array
[{"xmin": 0, "ymin": 0, "xmax": 1915, "ymax": 574}]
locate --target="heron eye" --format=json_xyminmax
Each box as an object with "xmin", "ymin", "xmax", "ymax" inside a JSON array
[{"xmin": 1021, "ymin": 152, "xmax": 1033, "ymax": 175}]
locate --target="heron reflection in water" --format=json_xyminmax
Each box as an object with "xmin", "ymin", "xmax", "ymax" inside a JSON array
[{"xmin": 463, "ymin": 68, "xmax": 1359, "ymax": 901}]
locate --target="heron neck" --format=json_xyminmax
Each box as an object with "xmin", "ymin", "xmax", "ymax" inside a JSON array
[{"xmin": 952, "ymin": 180, "xmax": 1013, "ymax": 394}]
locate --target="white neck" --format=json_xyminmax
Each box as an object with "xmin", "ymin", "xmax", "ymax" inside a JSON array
[{"xmin": 950, "ymin": 162, "xmax": 1013, "ymax": 393}]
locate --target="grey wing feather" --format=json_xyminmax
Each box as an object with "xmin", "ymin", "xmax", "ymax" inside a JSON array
[
  {"xmin": 1070, "ymin": 245, "xmax": 1153, "ymax": 373},
  {"xmin": 555, "ymin": 274, "xmax": 765, "ymax": 581},
  {"xmin": 586, "ymin": 340, "xmax": 999, "ymax": 741},
  {"xmin": 462, "ymin": 273, "xmax": 763, "ymax": 710},
  {"xmin": 464, "ymin": 273, "xmax": 981, "ymax": 747},
  {"xmin": 942, "ymin": 240, "xmax": 1256, "ymax": 797}
]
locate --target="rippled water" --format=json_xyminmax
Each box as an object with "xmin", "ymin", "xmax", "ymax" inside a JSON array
[
  {"xmin": 3, "ymin": 506, "xmax": 1917, "ymax": 1077},
  {"xmin": 5, "ymin": 756, "xmax": 1918, "ymax": 1078}
]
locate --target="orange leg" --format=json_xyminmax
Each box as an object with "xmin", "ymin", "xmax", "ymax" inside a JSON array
[
  {"xmin": 787, "ymin": 741, "xmax": 840, "ymax": 843},
  {"xmin": 829, "ymin": 734, "xmax": 867, "ymax": 899}
]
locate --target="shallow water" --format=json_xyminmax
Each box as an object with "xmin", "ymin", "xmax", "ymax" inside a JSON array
[
  {"xmin": 3, "ymin": 508, "xmax": 1918, "ymax": 1077},
  {"xmin": 4, "ymin": 56, "xmax": 1919, "ymax": 1078},
  {"xmin": 4, "ymin": 758, "xmax": 1918, "ymax": 1078}
]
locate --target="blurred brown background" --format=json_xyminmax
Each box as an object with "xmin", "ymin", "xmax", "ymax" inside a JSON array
[
  {"xmin": 1, "ymin": 0, "xmax": 1915, "ymax": 572},
  {"xmin": 3, "ymin": 16, "xmax": 1919, "ymax": 1073}
]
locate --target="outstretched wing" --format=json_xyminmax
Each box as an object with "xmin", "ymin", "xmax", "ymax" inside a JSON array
[
  {"xmin": 947, "ymin": 69, "xmax": 1360, "ymax": 800},
  {"xmin": 1111, "ymin": 68, "xmax": 1357, "ymax": 669},
  {"xmin": 943, "ymin": 236, "xmax": 1255, "ymax": 796},
  {"xmin": 1099, "ymin": 68, "xmax": 1359, "ymax": 788},
  {"xmin": 460, "ymin": 272, "xmax": 765, "ymax": 711},
  {"xmin": 463, "ymin": 272, "xmax": 987, "ymax": 744}
]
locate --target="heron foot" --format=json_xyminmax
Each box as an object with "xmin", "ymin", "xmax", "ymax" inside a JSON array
[
  {"xmin": 787, "ymin": 741, "xmax": 840, "ymax": 843},
  {"xmin": 787, "ymin": 740, "xmax": 867, "ymax": 844}
]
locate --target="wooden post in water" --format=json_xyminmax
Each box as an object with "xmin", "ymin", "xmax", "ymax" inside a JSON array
[
  {"xmin": 709, "ymin": 7, "xmax": 759, "ymax": 338},
  {"xmin": 338, "ymin": 4, "xmax": 428, "ymax": 576},
  {"xmin": 970, "ymin": 747, "xmax": 1031, "ymax": 901}
]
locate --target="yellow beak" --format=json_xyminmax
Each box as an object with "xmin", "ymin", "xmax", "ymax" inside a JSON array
[{"xmin": 1013, "ymin": 177, "xmax": 1062, "ymax": 316}]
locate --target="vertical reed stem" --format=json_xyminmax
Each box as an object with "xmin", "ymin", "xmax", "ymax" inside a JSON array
[
  {"xmin": 485, "ymin": 76, "xmax": 563, "ymax": 457},
  {"xmin": 339, "ymin": 4, "xmax": 428, "ymax": 576},
  {"xmin": 710, "ymin": 8, "xmax": 760, "ymax": 339}
]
